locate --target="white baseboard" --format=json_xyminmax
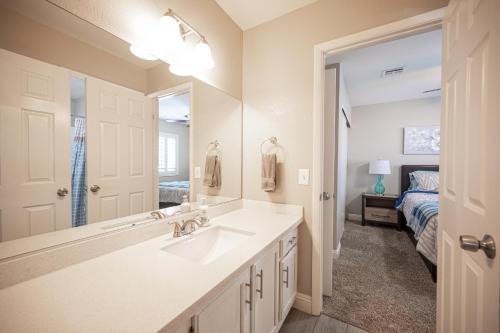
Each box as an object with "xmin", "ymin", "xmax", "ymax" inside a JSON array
[
  {"xmin": 347, "ymin": 213, "xmax": 362, "ymax": 221},
  {"xmin": 332, "ymin": 241, "xmax": 341, "ymax": 259},
  {"xmin": 293, "ymin": 292, "xmax": 312, "ymax": 314}
]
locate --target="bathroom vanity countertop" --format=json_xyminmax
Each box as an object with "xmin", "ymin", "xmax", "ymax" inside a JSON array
[{"xmin": 0, "ymin": 201, "xmax": 303, "ymax": 333}]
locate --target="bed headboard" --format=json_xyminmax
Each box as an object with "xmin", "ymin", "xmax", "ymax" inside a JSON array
[{"xmin": 400, "ymin": 165, "xmax": 439, "ymax": 195}]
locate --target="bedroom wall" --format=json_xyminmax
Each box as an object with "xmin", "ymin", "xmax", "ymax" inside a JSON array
[
  {"xmin": 346, "ymin": 97, "xmax": 441, "ymax": 216},
  {"xmin": 158, "ymin": 121, "xmax": 190, "ymax": 182}
]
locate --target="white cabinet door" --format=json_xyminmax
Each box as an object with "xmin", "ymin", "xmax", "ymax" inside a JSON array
[
  {"xmin": 279, "ymin": 246, "xmax": 297, "ymax": 321},
  {"xmin": 197, "ymin": 268, "xmax": 251, "ymax": 333},
  {"xmin": 0, "ymin": 49, "xmax": 72, "ymax": 241},
  {"xmin": 86, "ymin": 77, "xmax": 153, "ymax": 223},
  {"xmin": 253, "ymin": 244, "xmax": 279, "ymax": 333}
]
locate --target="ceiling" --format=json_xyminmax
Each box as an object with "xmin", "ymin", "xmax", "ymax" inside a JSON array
[
  {"xmin": 326, "ymin": 29, "xmax": 442, "ymax": 107},
  {"xmin": 214, "ymin": 0, "xmax": 318, "ymax": 30},
  {"xmin": 1, "ymin": 0, "xmax": 160, "ymax": 69},
  {"xmin": 159, "ymin": 93, "xmax": 190, "ymax": 121}
]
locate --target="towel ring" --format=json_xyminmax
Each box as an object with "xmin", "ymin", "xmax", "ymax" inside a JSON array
[
  {"xmin": 206, "ymin": 140, "xmax": 222, "ymax": 157},
  {"xmin": 260, "ymin": 136, "xmax": 278, "ymax": 154}
]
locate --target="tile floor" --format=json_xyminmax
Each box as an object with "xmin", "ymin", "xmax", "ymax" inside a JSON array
[{"xmin": 280, "ymin": 309, "xmax": 369, "ymax": 333}]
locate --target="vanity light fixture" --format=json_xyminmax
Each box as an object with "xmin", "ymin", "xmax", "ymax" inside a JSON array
[
  {"xmin": 129, "ymin": 44, "xmax": 159, "ymax": 61},
  {"xmin": 129, "ymin": 9, "xmax": 215, "ymax": 76}
]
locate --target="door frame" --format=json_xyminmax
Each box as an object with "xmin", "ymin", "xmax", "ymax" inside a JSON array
[
  {"xmin": 310, "ymin": 7, "xmax": 446, "ymax": 315},
  {"xmin": 148, "ymin": 82, "xmax": 193, "ymax": 209}
]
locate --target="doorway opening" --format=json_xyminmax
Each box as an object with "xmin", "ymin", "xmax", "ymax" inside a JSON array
[
  {"xmin": 70, "ymin": 76, "xmax": 87, "ymax": 227},
  {"xmin": 320, "ymin": 27, "xmax": 442, "ymax": 333},
  {"xmin": 156, "ymin": 91, "xmax": 191, "ymax": 209}
]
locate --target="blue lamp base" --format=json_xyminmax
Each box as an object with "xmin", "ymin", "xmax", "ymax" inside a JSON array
[{"xmin": 374, "ymin": 175, "xmax": 385, "ymax": 195}]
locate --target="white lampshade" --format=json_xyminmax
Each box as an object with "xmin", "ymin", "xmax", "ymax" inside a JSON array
[
  {"xmin": 129, "ymin": 44, "xmax": 158, "ymax": 61},
  {"xmin": 169, "ymin": 44, "xmax": 194, "ymax": 76},
  {"xmin": 369, "ymin": 160, "xmax": 391, "ymax": 175},
  {"xmin": 193, "ymin": 40, "xmax": 215, "ymax": 71}
]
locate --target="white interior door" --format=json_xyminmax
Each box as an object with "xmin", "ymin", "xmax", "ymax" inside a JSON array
[
  {"xmin": 0, "ymin": 49, "xmax": 71, "ymax": 241},
  {"xmin": 86, "ymin": 77, "xmax": 152, "ymax": 223},
  {"xmin": 438, "ymin": 0, "xmax": 500, "ymax": 332},
  {"xmin": 322, "ymin": 65, "xmax": 337, "ymax": 296}
]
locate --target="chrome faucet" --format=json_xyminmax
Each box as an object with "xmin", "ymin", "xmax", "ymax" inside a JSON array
[
  {"xmin": 169, "ymin": 220, "xmax": 183, "ymax": 238},
  {"xmin": 150, "ymin": 211, "xmax": 166, "ymax": 220},
  {"xmin": 181, "ymin": 218, "xmax": 202, "ymax": 235}
]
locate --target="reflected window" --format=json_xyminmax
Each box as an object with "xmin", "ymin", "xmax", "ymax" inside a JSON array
[{"xmin": 159, "ymin": 132, "xmax": 179, "ymax": 176}]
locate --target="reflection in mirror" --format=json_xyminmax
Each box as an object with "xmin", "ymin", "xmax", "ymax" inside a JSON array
[
  {"xmin": 0, "ymin": 1, "xmax": 242, "ymax": 249},
  {"xmin": 157, "ymin": 91, "xmax": 191, "ymax": 209},
  {"xmin": 70, "ymin": 76, "xmax": 87, "ymax": 227}
]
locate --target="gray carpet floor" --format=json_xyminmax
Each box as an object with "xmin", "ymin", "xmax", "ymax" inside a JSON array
[{"xmin": 323, "ymin": 220, "xmax": 436, "ymax": 333}]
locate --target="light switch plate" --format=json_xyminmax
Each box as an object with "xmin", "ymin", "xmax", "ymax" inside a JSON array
[
  {"xmin": 298, "ymin": 168, "xmax": 310, "ymax": 185},
  {"xmin": 194, "ymin": 166, "xmax": 201, "ymax": 179}
]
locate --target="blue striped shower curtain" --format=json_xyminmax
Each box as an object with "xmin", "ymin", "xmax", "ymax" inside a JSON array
[{"xmin": 71, "ymin": 117, "xmax": 87, "ymax": 227}]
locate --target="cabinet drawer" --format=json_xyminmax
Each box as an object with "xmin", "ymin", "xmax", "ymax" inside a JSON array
[
  {"xmin": 280, "ymin": 228, "xmax": 297, "ymax": 258},
  {"xmin": 365, "ymin": 207, "xmax": 397, "ymax": 223}
]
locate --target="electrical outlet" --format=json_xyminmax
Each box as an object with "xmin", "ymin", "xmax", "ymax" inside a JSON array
[
  {"xmin": 194, "ymin": 166, "xmax": 201, "ymax": 179},
  {"xmin": 298, "ymin": 168, "xmax": 310, "ymax": 185}
]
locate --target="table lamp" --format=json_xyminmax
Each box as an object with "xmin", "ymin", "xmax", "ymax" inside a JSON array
[{"xmin": 369, "ymin": 160, "xmax": 391, "ymax": 195}]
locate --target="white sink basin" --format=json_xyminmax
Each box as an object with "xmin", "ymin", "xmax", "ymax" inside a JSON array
[{"xmin": 161, "ymin": 226, "xmax": 254, "ymax": 265}]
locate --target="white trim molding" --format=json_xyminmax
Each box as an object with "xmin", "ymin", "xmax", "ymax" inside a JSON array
[
  {"xmin": 332, "ymin": 241, "xmax": 342, "ymax": 259},
  {"xmin": 310, "ymin": 7, "xmax": 445, "ymax": 316},
  {"xmin": 293, "ymin": 292, "xmax": 312, "ymax": 314}
]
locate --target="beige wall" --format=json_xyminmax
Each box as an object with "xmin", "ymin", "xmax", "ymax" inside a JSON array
[
  {"xmin": 242, "ymin": 0, "xmax": 448, "ymax": 296},
  {"xmin": 49, "ymin": 0, "xmax": 243, "ymax": 99},
  {"xmin": 159, "ymin": 121, "xmax": 190, "ymax": 182},
  {"xmin": 347, "ymin": 97, "xmax": 441, "ymax": 215},
  {"xmin": 192, "ymin": 80, "xmax": 242, "ymax": 200},
  {"xmin": 0, "ymin": 6, "xmax": 148, "ymax": 93}
]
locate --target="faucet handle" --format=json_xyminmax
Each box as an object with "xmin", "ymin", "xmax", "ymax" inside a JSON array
[{"xmin": 168, "ymin": 220, "xmax": 183, "ymax": 238}]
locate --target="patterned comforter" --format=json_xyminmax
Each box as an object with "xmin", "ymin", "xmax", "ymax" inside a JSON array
[
  {"xmin": 159, "ymin": 181, "xmax": 190, "ymax": 204},
  {"xmin": 396, "ymin": 191, "xmax": 439, "ymax": 265}
]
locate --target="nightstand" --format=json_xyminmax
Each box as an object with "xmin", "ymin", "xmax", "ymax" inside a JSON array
[{"xmin": 362, "ymin": 193, "xmax": 400, "ymax": 230}]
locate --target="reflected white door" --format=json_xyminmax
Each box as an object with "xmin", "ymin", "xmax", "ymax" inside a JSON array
[
  {"xmin": 0, "ymin": 49, "xmax": 71, "ymax": 241},
  {"xmin": 438, "ymin": 0, "xmax": 500, "ymax": 332},
  {"xmin": 86, "ymin": 77, "xmax": 152, "ymax": 223}
]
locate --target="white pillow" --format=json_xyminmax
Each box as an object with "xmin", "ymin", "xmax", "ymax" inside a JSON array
[{"xmin": 410, "ymin": 171, "xmax": 439, "ymax": 191}]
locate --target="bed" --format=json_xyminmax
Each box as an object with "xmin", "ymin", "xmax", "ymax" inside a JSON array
[
  {"xmin": 397, "ymin": 165, "xmax": 439, "ymax": 282},
  {"xmin": 159, "ymin": 181, "xmax": 190, "ymax": 205}
]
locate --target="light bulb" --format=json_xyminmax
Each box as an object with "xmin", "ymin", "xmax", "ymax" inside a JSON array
[
  {"xmin": 193, "ymin": 40, "xmax": 215, "ymax": 71},
  {"xmin": 129, "ymin": 44, "xmax": 158, "ymax": 61}
]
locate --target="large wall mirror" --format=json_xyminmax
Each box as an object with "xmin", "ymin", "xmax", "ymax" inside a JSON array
[{"xmin": 0, "ymin": 1, "xmax": 242, "ymax": 248}]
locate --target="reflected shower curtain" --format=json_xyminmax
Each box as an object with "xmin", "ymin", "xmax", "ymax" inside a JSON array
[{"xmin": 71, "ymin": 117, "xmax": 87, "ymax": 227}]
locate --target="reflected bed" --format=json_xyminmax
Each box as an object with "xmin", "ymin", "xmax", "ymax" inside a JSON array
[{"xmin": 159, "ymin": 181, "xmax": 190, "ymax": 205}]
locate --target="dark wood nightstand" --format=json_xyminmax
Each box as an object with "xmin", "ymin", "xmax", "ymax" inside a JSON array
[{"xmin": 362, "ymin": 193, "xmax": 401, "ymax": 230}]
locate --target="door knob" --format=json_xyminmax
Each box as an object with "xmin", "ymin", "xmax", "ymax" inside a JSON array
[
  {"xmin": 57, "ymin": 187, "xmax": 69, "ymax": 197},
  {"xmin": 90, "ymin": 185, "xmax": 101, "ymax": 193},
  {"xmin": 322, "ymin": 192, "xmax": 331, "ymax": 200},
  {"xmin": 460, "ymin": 234, "xmax": 496, "ymax": 259}
]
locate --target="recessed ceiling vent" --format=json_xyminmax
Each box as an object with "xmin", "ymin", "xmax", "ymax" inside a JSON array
[{"xmin": 381, "ymin": 66, "xmax": 406, "ymax": 78}]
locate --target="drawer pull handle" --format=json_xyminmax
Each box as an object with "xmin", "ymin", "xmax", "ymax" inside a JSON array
[
  {"xmin": 288, "ymin": 236, "xmax": 297, "ymax": 245},
  {"xmin": 256, "ymin": 269, "xmax": 263, "ymax": 299},
  {"xmin": 372, "ymin": 214, "xmax": 390, "ymax": 218},
  {"xmin": 283, "ymin": 266, "xmax": 289, "ymax": 288},
  {"xmin": 245, "ymin": 282, "xmax": 252, "ymax": 310}
]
